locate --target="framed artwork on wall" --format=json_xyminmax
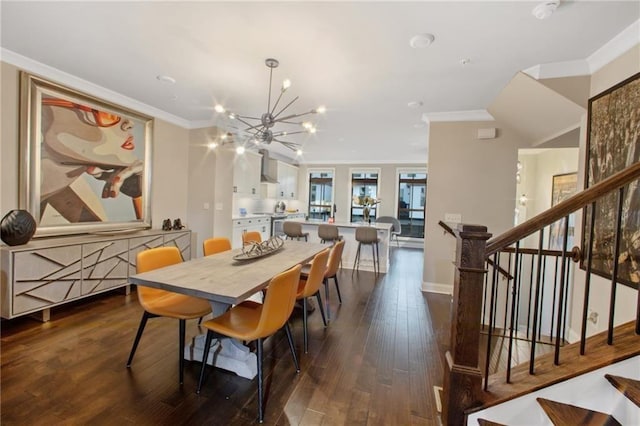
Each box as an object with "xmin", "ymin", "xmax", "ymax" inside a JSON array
[
  {"xmin": 549, "ymin": 172, "xmax": 577, "ymax": 250},
  {"xmin": 20, "ymin": 72, "xmax": 153, "ymax": 237},
  {"xmin": 582, "ymin": 71, "xmax": 640, "ymax": 289}
]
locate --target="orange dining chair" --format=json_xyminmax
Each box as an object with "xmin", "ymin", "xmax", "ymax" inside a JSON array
[
  {"xmin": 323, "ymin": 240, "xmax": 345, "ymax": 320},
  {"xmin": 242, "ymin": 231, "xmax": 262, "ymax": 246},
  {"xmin": 296, "ymin": 248, "xmax": 330, "ymax": 353},
  {"xmin": 196, "ymin": 265, "xmax": 302, "ymax": 423},
  {"xmin": 203, "ymin": 237, "xmax": 232, "ymax": 256},
  {"xmin": 126, "ymin": 246, "xmax": 212, "ymax": 385}
]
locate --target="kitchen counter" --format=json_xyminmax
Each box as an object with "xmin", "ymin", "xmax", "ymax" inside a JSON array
[
  {"xmin": 288, "ymin": 219, "xmax": 392, "ymax": 273},
  {"xmin": 232, "ymin": 213, "xmax": 270, "ymax": 220}
]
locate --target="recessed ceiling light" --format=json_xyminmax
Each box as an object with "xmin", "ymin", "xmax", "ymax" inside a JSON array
[
  {"xmin": 156, "ymin": 75, "xmax": 176, "ymax": 84},
  {"xmin": 408, "ymin": 101, "xmax": 423, "ymax": 108},
  {"xmin": 532, "ymin": 1, "xmax": 559, "ymax": 20},
  {"xmin": 460, "ymin": 58, "xmax": 471, "ymax": 66},
  {"xmin": 409, "ymin": 33, "xmax": 435, "ymax": 49}
]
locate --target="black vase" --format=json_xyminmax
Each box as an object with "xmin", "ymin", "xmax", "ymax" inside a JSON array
[{"xmin": 0, "ymin": 209, "xmax": 37, "ymax": 246}]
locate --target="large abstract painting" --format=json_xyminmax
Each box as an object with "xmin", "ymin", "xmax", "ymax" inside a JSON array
[
  {"xmin": 583, "ymin": 72, "xmax": 640, "ymax": 289},
  {"xmin": 20, "ymin": 72, "xmax": 153, "ymax": 237}
]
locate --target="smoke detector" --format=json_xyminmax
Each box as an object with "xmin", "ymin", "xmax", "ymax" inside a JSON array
[
  {"xmin": 409, "ymin": 33, "xmax": 435, "ymax": 49},
  {"xmin": 532, "ymin": 1, "xmax": 559, "ymax": 20}
]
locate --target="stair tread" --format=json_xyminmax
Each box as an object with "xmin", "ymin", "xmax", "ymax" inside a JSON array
[
  {"xmin": 537, "ymin": 397, "xmax": 621, "ymax": 426},
  {"xmin": 477, "ymin": 418, "xmax": 507, "ymax": 426},
  {"xmin": 605, "ymin": 374, "xmax": 640, "ymax": 407},
  {"xmin": 474, "ymin": 321, "xmax": 640, "ymax": 411}
]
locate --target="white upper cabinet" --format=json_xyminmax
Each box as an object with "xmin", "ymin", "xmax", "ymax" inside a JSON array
[
  {"xmin": 272, "ymin": 160, "xmax": 299, "ymax": 200},
  {"xmin": 233, "ymin": 151, "xmax": 262, "ymax": 198}
]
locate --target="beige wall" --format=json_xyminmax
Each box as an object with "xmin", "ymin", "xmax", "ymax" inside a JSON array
[
  {"xmin": 423, "ymin": 121, "xmax": 530, "ymax": 291},
  {"xmin": 0, "ymin": 61, "xmax": 190, "ymax": 239}
]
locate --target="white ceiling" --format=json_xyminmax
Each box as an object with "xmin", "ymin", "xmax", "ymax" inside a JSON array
[{"xmin": 1, "ymin": 1, "xmax": 639, "ymax": 164}]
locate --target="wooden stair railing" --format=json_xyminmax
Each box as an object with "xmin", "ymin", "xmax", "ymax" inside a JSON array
[{"xmin": 441, "ymin": 161, "xmax": 640, "ymax": 425}]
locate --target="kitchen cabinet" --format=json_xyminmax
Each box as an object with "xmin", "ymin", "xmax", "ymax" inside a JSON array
[
  {"xmin": 233, "ymin": 151, "xmax": 262, "ymax": 198},
  {"xmin": 271, "ymin": 160, "xmax": 299, "ymax": 200},
  {"xmin": 0, "ymin": 229, "xmax": 191, "ymax": 320},
  {"xmin": 232, "ymin": 216, "xmax": 270, "ymax": 249}
]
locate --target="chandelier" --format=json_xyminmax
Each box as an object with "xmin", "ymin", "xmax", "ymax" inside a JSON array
[{"xmin": 214, "ymin": 58, "xmax": 325, "ymax": 152}]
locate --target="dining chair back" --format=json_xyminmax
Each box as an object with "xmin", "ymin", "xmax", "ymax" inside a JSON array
[
  {"xmin": 325, "ymin": 239, "xmax": 345, "ymax": 302},
  {"xmin": 127, "ymin": 246, "xmax": 212, "ymax": 385},
  {"xmin": 296, "ymin": 248, "xmax": 330, "ymax": 353},
  {"xmin": 375, "ymin": 216, "xmax": 401, "ymax": 247},
  {"xmin": 318, "ymin": 224, "xmax": 342, "ymax": 244},
  {"xmin": 203, "ymin": 237, "xmax": 232, "ymax": 256},
  {"xmin": 283, "ymin": 221, "xmax": 309, "ymax": 241},
  {"xmin": 354, "ymin": 226, "xmax": 380, "ymax": 274},
  {"xmin": 242, "ymin": 231, "xmax": 262, "ymax": 245},
  {"xmin": 197, "ymin": 264, "xmax": 302, "ymax": 423}
]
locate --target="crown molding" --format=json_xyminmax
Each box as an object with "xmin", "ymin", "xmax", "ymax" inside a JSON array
[
  {"xmin": 1, "ymin": 48, "xmax": 190, "ymax": 128},
  {"xmin": 522, "ymin": 19, "xmax": 639, "ymax": 80},
  {"xmin": 422, "ymin": 109, "xmax": 494, "ymax": 123},
  {"xmin": 587, "ymin": 19, "xmax": 640, "ymax": 74}
]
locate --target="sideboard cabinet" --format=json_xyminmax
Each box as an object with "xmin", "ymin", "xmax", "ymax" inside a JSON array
[{"xmin": 0, "ymin": 229, "xmax": 191, "ymax": 320}]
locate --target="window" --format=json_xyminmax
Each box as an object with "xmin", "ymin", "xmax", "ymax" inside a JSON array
[
  {"xmin": 308, "ymin": 170, "xmax": 334, "ymax": 220},
  {"xmin": 397, "ymin": 172, "xmax": 426, "ymax": 238},
  {"xmin": 350, "ymin": 171, "xmax": 379, "ymax": 222}
]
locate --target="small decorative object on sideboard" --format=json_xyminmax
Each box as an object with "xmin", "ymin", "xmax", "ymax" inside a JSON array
[
  {"xmin": 162, "ymin": 219, "xmax": 172, "ymax": 231},
  {"xmin": 172, "ymin": 218, "xmax": 185, "ymax": 230},
  {"xmin": 0, "ymin": 209, "xmax": 37, "ymax": 246}
]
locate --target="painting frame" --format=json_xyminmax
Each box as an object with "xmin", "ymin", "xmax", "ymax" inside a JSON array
[
  {"xmin": 19, "ymin": 72, "xmax": 153, "ymax": 237},
  {"xmin": 582, "ymin": 71, "xmax": 640, "ymax": 289},
  {"xmin": 549, "ymin": 172, "xmax": 577, "ymax": 251}
]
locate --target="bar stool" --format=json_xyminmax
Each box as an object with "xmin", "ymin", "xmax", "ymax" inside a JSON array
[
  {"xmin": 353, "ymin": 226, "xmax": 380, "ymax": 274},
  {"xmin": 283, "ymin": 221, "xmax": 309, "ymax": 241},
  {"xmin": 318, "ymin": 224, "xmax": 343, "ymax": 244}
]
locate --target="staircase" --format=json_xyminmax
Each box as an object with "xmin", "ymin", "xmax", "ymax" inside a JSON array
[
  {"xmin": 468, "ymin": 355, "xmax": 639, "ymax": 425},
  {"xmin": 440, "ymin": 163, "xmax": 640, "ymax": 425}
]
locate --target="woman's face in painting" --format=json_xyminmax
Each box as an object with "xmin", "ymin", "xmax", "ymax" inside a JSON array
[{"xmin": 41, "ymin": 98, "xmax": 138, "ymax": 168}]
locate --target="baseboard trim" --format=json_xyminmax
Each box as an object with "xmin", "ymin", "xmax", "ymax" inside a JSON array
[{"xmin": 422, "ymin": 281, "xmax": 453, "ymax": 295}]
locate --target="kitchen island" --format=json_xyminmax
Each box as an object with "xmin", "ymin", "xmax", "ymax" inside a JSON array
[{"xmin": 289, "ymin": 220, "xmax": 393, "ymax": 273}]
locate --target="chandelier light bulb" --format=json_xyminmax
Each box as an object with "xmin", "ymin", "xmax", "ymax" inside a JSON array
[
  {"xmin": 296, "ymin": 149, "xmax": 303, "ymax": 156},
  {"xmin": 221, "ymin": 133, "xmax": 228, "ymax": 140},
  {"xmin": 282, "ymin": 79, "xmax": 291, "ymax": 91},
  {"xmin": 236, "ymin": 146, "xmax": 245, "ymax": 155},
  {"xmin": 316, "ymin": 105, "xmax": 326, "ymax": 114},
  {"xmin": 309, "ymin": 127, "xmax": 317, "ymax": 134},
  {"xmin": 208, "ymin": 142, "xmax": 218, "ymax": 150},
  {"xmin": 302, "ymin": 121, "xmax": 313, "ymax": 129},
  {"xmin": 214, "ymin": 104, "xmax": 225, "ymax": 113},
  {"xmin": 228, "ymin": 112, "xmax": 236, "ymax": 119}
]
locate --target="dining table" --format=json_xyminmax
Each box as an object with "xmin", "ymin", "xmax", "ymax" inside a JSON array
[{"xmin": 128, "ymin": 239, "xmax": 326, "ymax": 379}]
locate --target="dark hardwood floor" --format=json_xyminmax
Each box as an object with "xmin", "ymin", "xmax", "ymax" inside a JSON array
[{"xmin": 1, "ymin": 247, "xmax": 452, "ymax": 425}]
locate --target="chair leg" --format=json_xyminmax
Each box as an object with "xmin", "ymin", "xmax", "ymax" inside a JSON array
[
  {"xmin": 352, "ymin": 242, "xmax": 361, "ymax": 271},
  {"xmin": 197, "ymin": 330, "xmax": 214, "ymax": 394},
  {"xmin": 323, "ymin": 278, "xmax": 331, "ymax": 322},
  {"xmin": 283, "ymin": 323, "xmax": 300, "ymax": 372},
  {"xmin": 127, "ymin": 311, "xmax": 151, "ymax": 367},
  {"xmin": 257, "ymin": 337, "xmax": 265, "ymax": 423},
  {"xmin": 315, "ymin": 291, "xmax": 327, "ymax": 327},
  {"xmin": 179, "ymin": 319, "xmax": 186, "ymax": 385},
  {"xmin": 302, "ymin": 298, "xmax": 309, "ymax": 353},
  {"xmin": 333, "ymin": 276, "xmax": 342, "ymax": 303}
]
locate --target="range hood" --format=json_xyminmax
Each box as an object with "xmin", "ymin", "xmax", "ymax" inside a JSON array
[{"xmin": 259, "ymin": 149, "xmax": 279, "ymax": 184}]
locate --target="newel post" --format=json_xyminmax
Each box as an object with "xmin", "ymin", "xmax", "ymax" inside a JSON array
[{"xmin": 442, "ymin": 224, "xmax": 492, "ymax": 425}]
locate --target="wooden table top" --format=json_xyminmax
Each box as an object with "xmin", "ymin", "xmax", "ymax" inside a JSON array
[{"xmin": 129, "ymin": 240, "xmax": 327, "ymax": 305}]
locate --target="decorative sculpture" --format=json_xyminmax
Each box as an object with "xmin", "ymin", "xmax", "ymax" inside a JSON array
[{"xmin": 0, "ymin": 210, "xmax": 37, "ymax": 246}]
